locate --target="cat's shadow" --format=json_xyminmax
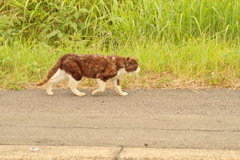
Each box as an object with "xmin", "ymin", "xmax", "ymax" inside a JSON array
[{"xmin": 42, "ymin": 89, "xmax": 122, "ymax": 97}]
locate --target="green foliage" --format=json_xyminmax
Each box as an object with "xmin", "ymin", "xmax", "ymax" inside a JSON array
[
  {"xmin": 0, "ymin": 0, "xmax": 240, "ymax": 89},
  {"xmin": 0, "ymin": 0, "xmax": 240, "ymax": 45},
  {"xmin": 1, "ymin": 37, "xmax": 239, "ymax": 89}
]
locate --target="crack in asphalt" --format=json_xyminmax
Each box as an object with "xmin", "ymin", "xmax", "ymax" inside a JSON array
[{"xmin": 114, "ymin": 146, "xmax": 124, "ymax": 160}]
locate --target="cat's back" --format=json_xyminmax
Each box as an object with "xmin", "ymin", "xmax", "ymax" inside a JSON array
[
  {"xmin": 62, "ymin": 53, "xmax": 114, "ymax": 61},
  {"xmin": 60, "ymin": 54, "xmax": 123, "ymax": 78},
  {"xmin": 62, "ymin": 54, "xmax": 124, "ymax": 66}
]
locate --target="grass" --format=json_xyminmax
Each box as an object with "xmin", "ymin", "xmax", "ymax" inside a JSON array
[
  {"xmin": 0, "ymin": 0, "xmax": 240, "ymax": 90},
  {"xmin": 0, "ymin": 37, "xmax": 239, "ymax": 90}
]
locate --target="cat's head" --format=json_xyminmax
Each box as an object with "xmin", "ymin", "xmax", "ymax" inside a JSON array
[{"xmin": 125, "ymin": 56, "xmax": 140, "ymax": 73}]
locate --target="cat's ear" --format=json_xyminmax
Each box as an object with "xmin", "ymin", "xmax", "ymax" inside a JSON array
[{"xmin": 127, "ymin": 56, "xmax": 138, "ymax": 61}]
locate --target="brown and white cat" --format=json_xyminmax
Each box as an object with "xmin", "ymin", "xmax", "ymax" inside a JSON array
[{"xmin": 37, "ymin": 53, "xmax": 140, "ymax": 96}]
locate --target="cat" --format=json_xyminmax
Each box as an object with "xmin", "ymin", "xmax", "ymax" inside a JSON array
[{"xmin": 37, "ymin": 53, "xmax": 140, "ymax": 96}]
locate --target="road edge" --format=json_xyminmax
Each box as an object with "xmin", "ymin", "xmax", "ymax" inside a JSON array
[{"xmin": 1, "ymin": 145, "xmax": 240, "ymax": 160}]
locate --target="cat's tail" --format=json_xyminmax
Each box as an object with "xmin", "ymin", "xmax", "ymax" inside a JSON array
[{"xmin": 37, "ymin": 55, "xmax": 65, "ymax": 86}]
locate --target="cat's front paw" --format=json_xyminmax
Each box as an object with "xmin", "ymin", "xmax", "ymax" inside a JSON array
[
  {"xmin": 76, "ymin": 92, "xmax": 86, "ymax": 96},
  {"xmin": 119, "ymin": 92, "xmax": 128, "ymax": 96},
  {"xmin": 47, "ymin": 91, "xmax": 54, "ymax": 95}
]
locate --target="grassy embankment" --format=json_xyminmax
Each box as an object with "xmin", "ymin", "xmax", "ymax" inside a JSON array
[{"xmin": 0, "ymin": 0, "xmax": 239, "ymax": 90}]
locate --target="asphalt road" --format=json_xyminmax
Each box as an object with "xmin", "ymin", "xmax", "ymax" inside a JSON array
[{"xmin": 0, "ymin": 89, "xmax": 239, "ymax": 150}]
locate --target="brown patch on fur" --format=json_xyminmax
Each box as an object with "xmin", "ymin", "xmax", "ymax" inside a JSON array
[
  {"xmin": 37, "ymin": 55, "xmax": 67, "ymax": 86},
  {"xmin": 125, "ymin": 57, "xmax": 139, "ymax": 72},
  {"xmin": 117, "ymin": 79, "xmax": 120, "ymax": 86},
  {"xmin": 37, "ymin": 54, "xmax": 139, "ymax": 85}
]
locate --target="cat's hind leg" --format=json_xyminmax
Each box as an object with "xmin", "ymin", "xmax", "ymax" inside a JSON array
[
  {"xmin": 46, "ymin": 69, "xmax": 67, "ymax": 95},
  {"xmin": 111, "ymin": 79, "xmax": 128, "ymax": 96},
  {"xmin": 92, "ymin": 79, "xmax": 106, "ymax": 95},
  {"xmin": 68, "ymin": 76, "xmax": 85, "ymax": 96}
]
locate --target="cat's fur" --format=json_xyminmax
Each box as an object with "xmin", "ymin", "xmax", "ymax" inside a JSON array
[{"xmin": 37, "ymin": 53, "xmax": 140, "ymax": 96}]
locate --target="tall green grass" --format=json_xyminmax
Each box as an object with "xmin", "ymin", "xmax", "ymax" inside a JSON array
[
  {"xmin": 1, "ymin": 0, "xmax": 239, "ymax": 44},
  {"xmin": 1, "ymin": 37, "xmax": 239, "ymax": 89},
  {"xmin": 0, "ymin": 0, "xmax": 240, "ymax": 89}
]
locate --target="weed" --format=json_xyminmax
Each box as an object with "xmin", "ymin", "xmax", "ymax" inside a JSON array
[{"xmin": 0, "ymin": 0, "xmax": 240, "ymax": 89}]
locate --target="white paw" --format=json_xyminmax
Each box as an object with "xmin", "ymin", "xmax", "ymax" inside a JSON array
[
  {"xmin": 119, "ymin": 92, "xmax": 128, "ymax": 96},
  {"xmin": 76, "ymin": 92, "xmax": 86, "ymax": 97},
  {"xmin": 47, "ymin": 91, "xmax": 54, "ymax": 95},
  {"xmin": 92, "ymin": 90, "xmax": 99, "ymax": 95}
]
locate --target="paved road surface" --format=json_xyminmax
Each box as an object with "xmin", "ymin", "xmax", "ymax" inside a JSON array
[{"xmin": 0, "ymin": 89, "xmax": 239, "ymax": 150}]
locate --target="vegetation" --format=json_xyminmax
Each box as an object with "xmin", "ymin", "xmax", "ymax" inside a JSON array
[{"xmin": 0, "ymin": 0, "xmax": 239, "ymax": 90}]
